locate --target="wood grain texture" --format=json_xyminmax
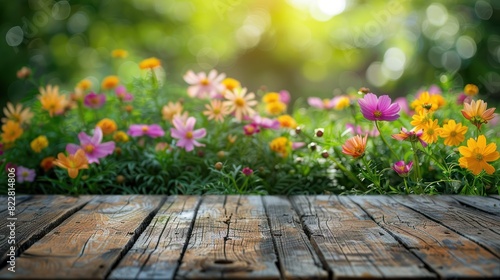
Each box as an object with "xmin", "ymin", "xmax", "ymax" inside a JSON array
[
  {"xmin": 0, "ymin": 195, "xmax": 163, "ymax": 279},
  {"xmin": 0, "ymin": 195, "xmax": 32, "ymax": 214},
  {"xmin": 262, "ymin": 196, "xmax": 328, "ymax": 280},
  {"xmin": 109, "ymin": 195, "xmax": 201, "ymax": 279},
  {"xmin": 291, "ymin": 195, "xmax": 435, "ymax": 279},
  {"xmin": 451, "ymin": 195, "xmax": 500, "ymax": 215},
  {"xmin": 392, "ymin": 195, "xmax": 500, "ymax": 258},
  {"xmin": 176, "ymin": 195, "xmax": 280, "ymax": 279},
  {"xmin": 0, "ymin": 195, "xmax": 91, "ymax": 266},
  {"xmin": 351, "ymin": 195, "xmax": 500, "ymax": 278}
]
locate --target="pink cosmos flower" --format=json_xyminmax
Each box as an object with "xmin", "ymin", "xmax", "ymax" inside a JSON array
[
  {"xmin": 115, "ymin": 85, "xmax": 133, "ymax": 102},
  {"xmin": 308, "ymin": 97, "xmax": 335, "ymax": 109},
  {"xmin": 345, "ymin": 124, "xmax": 379, "ymax": 137},
  {"xmin": 292, "ymin": 142, "xmax": 306, "ymax": 150},
  {"xmin": 394, "ymin": 97, "xmax": 412, "ymax": 115},
  {"xmin": 392, "ymin": 160, "xmax": 413, "ymax": 177},
  {"xmin": 244, "ymin": 123, "xmax": 260, "ymax": 136},
  {"xmin": 358, "ymin": 93, "xmax": 400, "ymax": 121},
  {"xmin": 66, "ymin": 127, "xmax": 115, "ymax": 164},
  {"xmin": 279, "ymin": 90, "xmax": 291, "ymax": 104},
  {"xmin": 170, "ymin": 116, "xmax": 206, "ymax": 152},
  {"xmin": 183, "ymin": 69, "xmax": 225, "ymax": 98},
  {"xmin": 391, "ymin": 127, "xmax": 428, "ymax": 147},
  {"xmin": 128, "ymin": 124, "xmax": 165, "ymax": 138},
  {"xmin": 84, "ymin": 92, "xmax": 106, "ymax": 109},
  {"xmin": 16, "ymin": 166, "xmax": 36, "ymax": 183},
  {"xmin": 252, "ymin": 115, "xmax": 280, "ymax": 130}
]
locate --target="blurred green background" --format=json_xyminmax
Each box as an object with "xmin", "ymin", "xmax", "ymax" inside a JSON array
[{"xmin": 2, "ymin": 0, "xmax": 500, "ymax": 107}]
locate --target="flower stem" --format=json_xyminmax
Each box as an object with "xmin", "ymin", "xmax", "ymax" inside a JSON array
[
  {"xmin": 411, "ymin": 142, "xmax": 423, "ymax": 193},
  {"xmin": 375, "ymin": 121, "xmax": 398, "ymax": 158},
  {"xmin": 329, "ymin": 152, "xmax": 364, "ymax": 190}
]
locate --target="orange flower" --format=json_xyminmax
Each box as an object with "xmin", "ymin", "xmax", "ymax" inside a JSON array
[
  {"xmin": 38, "ymin": 85, "xmax": 67, "ymax": 117},
  {"xmin": 222, "ymin": 78, "xmax": 241, "ymax": 93},
  {"xmin": 458, "ymin": 135, "xmax": 499, "ymax": 175},
  {"xmin": 111, "ymin": 49, "xmax": 128, "ymax": 58},
  {"xmin": 464, "ymin": 84, "xmax": 479, "ymax": 96},
  {"xmin": 76, "ymin": 79, "xmax": 92, "ymax": 91},
  {"xmin": 342, "ymin": 134, "xmax": 368, "ymax": 159},
  {"xmin": 139, "ymin": 57, "xmax": 161, "ymax": 69},
  {"xmin": 223, "ymin": 88, "xmax": 257, "ymax": 121},
  {"xmin": 113, "ymin": 131, "xmax": 129, "ymax": 142},
  {"xmin": 101, "ymin": 75, "xmax": 119, "ymax": 90},
  {"xmin": 40, "ymin": 156, "xmax": 56, "ymax": 172},
  {"xmin": 262, "ymin": 92, "xmax": 280, "ymax": 103},
  {"xmin": 96, "ymin": 118, "xmax": 118, "ymax": 135},
  {"xmin": 1, "ymin": 120, "xmax": 23, "ymax": 143},
  {"xmin": 203, "ymin": 100, "xmax": 229, "ymax": 122},
  {"xmin": 277, "ymin": 115, "xmax": 297, "ymax": 129},
  {"xmin": 270, "ymin": 137, "xmax": 290, "ymax": 157},
  {"xmin": 2, "ymin": 102, "xmax": 34, "ymax": 125},
  {"xmin": 162, "ymin": 102, "xmax": 183, "ymax": 122},
  {"xmin": 265, "ymin": 101, "xmax": 286, "ymax": 115},
  {"xmin": 53, "ymin": 149, "xmax": 89, "ymax": 179},
  {"xmin": 461, "ymin": 99, "xmax": 496, "ymax": 129},
  {"xmin": 16, "ymin": 66, "xmax": 31, "ymax": 79}
]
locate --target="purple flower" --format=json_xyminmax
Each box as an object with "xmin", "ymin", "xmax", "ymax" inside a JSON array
[
  {"xmin": 0, "ymin": 142, "xmax": 3, "ymax": 156},
  {"xmin": 358, "ymin": 93, "xmax": 400, "ymax": 121},
  {"xmin": 16, "ymin": 166, "xmax": 36, "ymax": 183},
  {"xmin": 84, "ymin": 92, "xmax": 106, "ymax": 109},
  {"xmin": 279, "ymin": 90, "xmax": 291, "ymax": 104},
  {"xmin": 242, "ymin": 167, "xmax": 253, "ymax": 176},
  {"xmin": 392, "ymin": 160, "xmax": 413, "ymax": 177},
  {"xmin": 244, "ymin": 123, "xmax": 260, "ymax": 136},
  {"xmin": 128, "ymin": 124, "xmax": 165, "ymax": 138},
  {"xmin": 392, "ymin": 127, "xmax": 428, "ymax": 148},
  {"xmin": 66, "ymin": 127, "xmax": 115, "ymax": 164},
  {"xmin": 308, "ymin": 97, "xmax": 335, "ymax": 109},
  {"xmin": 345, "ymin": 124, "xmax": 379, "ymax": 137},
  {"xmin": 252, "ymin": 115, "xmax": 280, "ymax": 130},
  {"xmin": 394, "ymin": 97, "xmax": 412, "ymax": 115},
  {"xmin": 115, "ymin": 85, "xmax": 133, "ymax": 102},
  {"xmin": 170, "ymin": 116, "xmax": 206, "ymax": 152}
]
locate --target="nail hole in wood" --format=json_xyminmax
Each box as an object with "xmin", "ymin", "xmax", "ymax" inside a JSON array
[{"xmin": 214, "ymin": 259, "xmax": 234, "ymax": 265}]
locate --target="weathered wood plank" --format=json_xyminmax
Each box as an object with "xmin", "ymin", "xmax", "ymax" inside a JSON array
[
  {"xmin": 0, "ymin": 195, "xmax": 164, "ymax": 279},
  {"xmin": 109, "ymin": 195, "xmax": 200, "ymax": 279},
  {"xmin": 291, "ymin": 195, "xmax": 435, "ymax": 279},
  {"xmin": 262, "ymin": 196, "xmax": 328, "ymax": 280},
  {"xmin": 176, "ymin": 195, "xmax": 280, "ymax": 279},
  {"xmin": 449, "ymin": 195, "xmax": 500, "ymax": 216},
  {"xmin": 0, "ymin": 195, "xmax": 91, "ymax": 267},
  {"xmin": 0, "ymin": 195, "xmax": 32, "ymax": 214},
  {"xmin": 489, "ymin": 195, "xmax": 500, "ymax": 201},
  {"xmin": 351, "ymin": 195, "xmax": 500, "ymax": 278},
  {"xmin": 392, "ymin": 195, "xmax": 500, "ymax": 259}
]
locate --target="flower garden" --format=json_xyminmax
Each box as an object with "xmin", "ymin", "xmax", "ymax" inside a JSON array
[{"xmin": 1, "ymin": 53, "xmax": 499, "ymax": 196}]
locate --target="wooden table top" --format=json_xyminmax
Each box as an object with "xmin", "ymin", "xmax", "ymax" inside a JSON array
[{"xmin": 0, "ymin": 195, "xmax": 499, "ymax": 279}]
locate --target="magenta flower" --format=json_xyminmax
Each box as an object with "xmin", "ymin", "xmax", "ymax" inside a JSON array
[
  {"xmin": 84, "ymin": 92, "xmax": 106, "ymax": 109},
  {"xmin": 358, "ymin": 93, "xmax": 400, "ymax": 121},
  {"xmin": 128, "ymin": 124, "xmax": 165, "ymax": 138},
  {"xmin": 66, "ymin": 127, "xmax": 115, "ymax": 164},
  {"xmin": 170, "ymin": 116, "xmax": 206, "ymax": 152},
  {"xmin": 394, "ymin": 97, "xmax": 412, "ymax": 115},
  {"xmin": 5, "ymin": 162, "xmax": 17, "ymax": 173},
  {"xmin": 16, "ymin": 166, "xmax": 36, "ymax": 183},
  {"xmin": 242, "ymin": 167, "xmax": 253, "ymax": 176},
  {"xmin": 252, "ymin": 115, "xmax": 280, "ymax": 130},
  {"xmin": 346, "ymin": 124, "xmax": 379, "ymax": 137},
  {"xmin": 308, "ymin": 97, "xmax": 335, "ymax": 109},
  {"xmin": 183, "ymin": 69, "xmax": 225, "ymax": 98},
  {"xmin": 392, "ymin": 160, "xmax": 413, "ymax": 177},
  {"xmin": 115, "ymin": 85, "xmax": 133, "ymax": 102},
  {"xmin": 391, "ymin": 127, "xmax": 428, "ymax": 147},
  {"xmin": 244, "ymin": 123, "xmax": 260, "ymax": 136},
  {"xmin": 279, "ymin": 90, "xmax": 291, "ymax": 104}
]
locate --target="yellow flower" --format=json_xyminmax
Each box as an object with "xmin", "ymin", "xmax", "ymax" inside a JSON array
[
  {"xmin": 227, "ymin": 134, "xmax": 237, "ymax": 144},
  {"xmin": 270, "ymin": 137, "xmax": 290, "ymax": 157},
  {"xmin": 101, "ymin": 75, "xmax": 120, "ymax": 90},
  {"xmin": 464, "ymin": 84, "xmax": 479, "ymax": 96},
  {"xmin": 334, "ymin": 96, "xmax": 351, "ymax": 110},
  {"xmin": 139, "ymin": 57, "xmax": 161, "ymax": 69},
  {"xmin": 411, "ymin": 91, "xmax": 441, "ymax": 113},
  {"xmin": 262, "ymin": 92, "xmax": 280, "ymax": 103},
  {"xmin": 1, "ymin": 120, "xmax": 23, "ymax": 143},
  {"xmin": 439, "ymin": 120, "xmax": 468, "ymax": 146},
  {"xmin": 38, "ymin": 84, "xmax": 67, "ymax": 117},
  {"xmin": 461, "ymin": 99, "xmax": 496, "ymax": 129},
  {"xmin": 223, "ymin": 88, "xmax": 257, "ymax": 121},
  {"xmin": 112, "ymin": 49, "xmax": 128, "ymax": 58},
  {"xmin": 203, "ymin": 100, "xmax": 229, "ymax": 122},
  {"xmin": 458, "ymin": 135, "xmax": 500, "ymax": 175},
  {"xmin": 96, "ymin": 118, "xmax": 117, "ymax": 135},
  {"xmin": 76, "ymin": 79, "xmax": 92, "ymax": 91},
  {"xmin": 53, "ymin": 149, "xmax": 89, "ymax": 179},
  {"xmin": 265, "ymin": 101, "xmax": 286, "ymax": 115},
  {"xmin": 30, "ymin": 135, "xmax": 49, "ymax": 153},
  {"xmin": 162, "ymin": 101, "xmax": 184, "ymax": 122},
  {"xmin": 113, "ymin": 131, "xmax": 129, "ymax": 142},
  {"xmin": 2, "ymin": 102, "xmax": 34, "ymax": 125},
  {"xmin": 421, "ymin": 119, "xmax": 441, "ymax": 144},
  {"xmin": 222, "ymin": 78, "xmax": 240, "ymax": 92},
  {"xmin": 410, "ymin": 110, "xmax": 432, "ymax": 131},
  {"xmin": 277, "ymin": 115, "xmax": 297, "ymax": 129}
]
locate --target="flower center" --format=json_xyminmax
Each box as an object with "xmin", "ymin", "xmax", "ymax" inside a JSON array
[
  {"xmin": 142, "ymin": 125, "xmax": 149, "ymax": 132},
  {"xmin": 450, "ymin": 131, "xmax": 457, "ymax": 137},
  {"xmin": 235, "ymin": 97, "xmax": 245, "ymax": 107},
  {"xmin": 475, "ymin": 153, "xmax": 484, "ymax": 161},
  {"xmin": 427, "ymin": 129, "xmax": 434, "ymax": 135},
  {"xmin": 200, "ymin": 78, "xmax": 210, "ymax": 86},
  {"xmin": 185, "ymin": 131, "xmax": 193, "ymax": 139},
  {"xmin": 84, "ymin": 144, "xmax": 95, "ymax": 153},
  {"xmin": 213, "ymin": 108, "xmax": 221, "ymax": 114},
  {"xmin": 323, "ymin": 99, "xmax": 330, "ymax": 107},
  {"xmin": 373, "ymin": 110, "xmax": 382, "ymax": 118},
  {"xmin": 423, "ymin": 103, "xmax": 433, "ymax": 110},
  {"xmin": 12, "ymin": 113, "xmax": 21, "ymax": 122},
  {"xmin": 90, "ymin": 97, "xmax": 99, "ymax": 105},
  {"xmin": 22, "ymin": 171, "xmax": 28, "ymax": 177}
]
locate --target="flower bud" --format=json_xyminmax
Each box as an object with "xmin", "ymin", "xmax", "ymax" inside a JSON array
[
  {"xmin": 308, "ymin": 142, "xmax": 317, "ymax": 151},
  {"xmin": 315, "ymin": 128, "xmax": 324, "ymax": 137},
  {"xmin": 321, "ymin": 150, "xmax": 329, "ymax": 158},
  {"xmin": 116, "ymin": 175, "xmax": 125, "ymax": 183},
  {"xmin": 358, "ymin": 87, "xmax": 371, "ymax": 95},
  {"xmin": 215, "ymin": 162, "xmax": 223, "ymax": 170}
]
